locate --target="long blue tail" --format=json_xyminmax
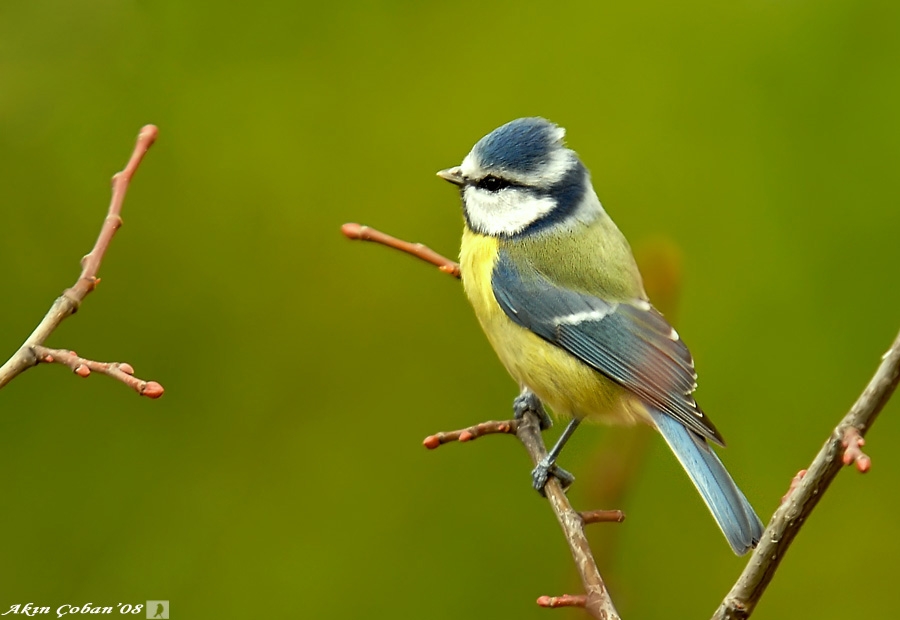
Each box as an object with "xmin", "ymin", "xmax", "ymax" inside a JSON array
[{"xmin": 648, "ymin": 407, "xmax": 764, "ymax": 555}]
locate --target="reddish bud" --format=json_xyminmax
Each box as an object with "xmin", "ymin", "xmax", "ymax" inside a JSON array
[
  {"xmin": 341, "ymin": 223, "xmax": 363, "ymax": 239},
  {"xmin": 459, "ymin": 431, "xmax": 474, "ymax": 442},
  {"xmin": 782, "ymin": 470, "xmax": 807, "ymax": 504},
  {"xmin": 139, "ymin": 124, "xmax": 159, "ymax": 145},
  {"xmin": 423, "ymin": 435, "xmax": 440, "ymax": 450},
  {"xmin": 856, "ymin": 455, "xmax": 872, "ymax": 473},
  {"xmin": 119, "ymin": 363, "xmax": 135, "ymax": 375},
  {"xmin": 74, "ymin": 365, "xmax": 91, "ymax": 377},
  {"xmin": 141, "ymin": 382, "xmax": 164, "ymax": 399},
  {"xmin": 841, "ymin": 428, "xmax": 869, "ymax": 470}
]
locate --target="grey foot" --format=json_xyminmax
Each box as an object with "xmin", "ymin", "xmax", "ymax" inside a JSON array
[
  {"xmin": 532, "ymin": 456, "xmax": 575, "ymax": 496},
  {"xmin": 513, "ymin": 390, "xmax": 552, "ymax": 430}
]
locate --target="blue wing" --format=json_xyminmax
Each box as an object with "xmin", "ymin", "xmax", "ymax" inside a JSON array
[
  {"xmin": 491, "ymin": 250, "xmax": 764, "ymax": 553},
  {"xmin": 491, "ymin": 250, "xmax": 724, "ymax": 445}
]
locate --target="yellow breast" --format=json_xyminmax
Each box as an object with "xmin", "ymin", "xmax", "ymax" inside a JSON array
[{"xmin": 459, "ymin": 228, "xmax": 649, "ymax": 426}]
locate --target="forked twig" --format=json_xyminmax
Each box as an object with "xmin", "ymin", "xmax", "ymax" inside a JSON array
[{"xmin": 0, "ymin": 125, "xmax": 163, "ymax": 397}]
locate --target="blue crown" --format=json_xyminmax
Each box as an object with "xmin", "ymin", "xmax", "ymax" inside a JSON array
[{"xmin": 473, "ymin": 117, "xmax": 564, "ymax": 174}]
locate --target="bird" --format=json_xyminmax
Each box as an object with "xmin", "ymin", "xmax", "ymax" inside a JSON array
[{"xmin": 436, "ymin": 117, "xmax": 764, "ymax": 555}]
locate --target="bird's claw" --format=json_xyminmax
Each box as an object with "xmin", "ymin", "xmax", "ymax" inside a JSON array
[
  {"xmin": 532, "ymin": 456, "xmax": 575, "ymax": 496},
  {"xmin": 514, "ymin": 391, "xmax": 552, "ymax": 430}
]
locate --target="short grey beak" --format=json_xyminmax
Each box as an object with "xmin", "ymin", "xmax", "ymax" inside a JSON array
[{"xmin": 436, "ymin": 166, "xmax": 465, "ymax": 187}]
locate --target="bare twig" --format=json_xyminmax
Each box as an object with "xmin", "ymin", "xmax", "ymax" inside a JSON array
[
  {"xmin": 0, "ymin": 125, "xmax": 163, "ymax": 396},
  {"xmin": 423, "ymin": 415, "xmax": 623, "ymax": 617},
  {"xmin": 422, "ymin": 419, "xmax": 518, "ymax": 448},
  {"xmin": 537, "ymin": 594, "xmax": 588, "ymax": 609},
  {"xmin": 32, "ymin": 345, "xmax": 163, "ymax": 398},
  {"xmin": 515, "ymin": 411, "xmax": 621, "ymax": 619},
  {"xmin": 579, "ymin": 509, "xmax": 626, "ymax": 525},
  {"xmin": 341, "ymin": 223, "xmax": 461, "ymax": 278},
  {"xmin": 713, "ymin": 329, "xmax": 900, "ymax": 620}
]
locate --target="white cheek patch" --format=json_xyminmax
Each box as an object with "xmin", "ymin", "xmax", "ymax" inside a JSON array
[{"xmin": 463, "ymin": 186, "xmax": 557, "ymax": 236}]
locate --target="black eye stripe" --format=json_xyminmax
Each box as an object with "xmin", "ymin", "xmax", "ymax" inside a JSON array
[{"xmin": 476, "ymin": 175, "xmax": 511, "ymax": 192}]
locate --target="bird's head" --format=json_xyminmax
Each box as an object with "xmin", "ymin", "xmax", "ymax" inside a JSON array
[{"xmin": 438, "ymin": 117, "xmax": 599, "ymax": 238}]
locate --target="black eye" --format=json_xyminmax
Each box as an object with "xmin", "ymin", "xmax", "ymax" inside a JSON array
[{"xmin": 477, "ymin": 175, "xmax": 509, "ymax": 192}]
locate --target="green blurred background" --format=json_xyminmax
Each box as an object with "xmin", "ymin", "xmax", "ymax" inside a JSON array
[{"xmin": 1, "ymin": 1, "xmax": 899, "ymax": 618}]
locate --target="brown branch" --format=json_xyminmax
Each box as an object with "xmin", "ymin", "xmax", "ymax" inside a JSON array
[
  {"xmin": 713, "ymin": 328, "xmax": 900, "ymax": 620},
  {"xmin": 0, "ymin": 125, "xmax": 163, "ymax": 397},
  {"xmin": 32, "ymin": 345, "xmax": 163, "ymax": 398},
  {"xmin": 579, "ymin": 509, "xmax": 626, "ymax": 525},
  {"xmin": 537, "ymin": 594, "xmax": 588, "ymax": 609},
  {"xmin": 515, "ymin": 411, "xmax": 621, "ymax": 619},
  {"xmin": 422, "ymin": 412, "xmax": 621, "ymax": 618},
  {"xmin": 341, "ymin": 223, "xmax": 461, "ymax": 278},
  {"xmin": 422, "ymin": 419, "xmax": 518, "ymax": 448}
]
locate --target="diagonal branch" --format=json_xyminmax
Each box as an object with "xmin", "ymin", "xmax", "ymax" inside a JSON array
[
  {"xmin": 0, "ymin": 125, "xmax": 163, "ymax": 396},
  {"xmin": 515, "ymin": 411, "xmax": 622, "ymax": 619},
  {"xmin": 424, "ymin": 411, "xmax": 622, "ymax": 619},
  {"xmin": 712, "ymin": 328, "xmax": 900, "ymax": 619}
]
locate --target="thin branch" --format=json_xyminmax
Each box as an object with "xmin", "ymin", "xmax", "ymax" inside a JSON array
[
  {"xmin": 32, "ymin": 346, "xmax": 163, "ymax": 398},
  {"xmin": 579, "ymin": 509, "xmax": 626, "ymax": 525},
  {"xmin": 713, "ymin": 328, "xmax": 900, "ymax": 620},
  {"xmin": 425, "ymin": 416, "xmax": 624, "ymax": 618},
  {"xmin": 423, "ymin": 414, "xmax": 621, "ymax": 618},
  {"xmin": 341, "ymin": 223, "xmax": 461, "ymax": 278},
  {"xmin": 422, "ymin": 419, "xmax": 518, "ymax": 448},
  {"xmin": 0, "ymin": 125, "xmax": 163, "ymax": 396},
  {"xmin": 537, "ymin": 594, "xmax": 588, "ymax": 609},
  {"xmin": 515, "ymin": 411, "xmax": 621, "ymax": 619}
]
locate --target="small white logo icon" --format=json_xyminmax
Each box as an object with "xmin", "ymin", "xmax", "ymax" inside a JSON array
[{"xmin": 146, "ymin": 600, "xmax": 169, "ymax": 619}]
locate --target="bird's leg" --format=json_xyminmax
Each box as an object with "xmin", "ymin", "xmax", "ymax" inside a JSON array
[
  {"xmin": 513, "ymin": 388, "xmax": 552, "ymax": 430},
  {"xmin": 512, "ymin": 389, "xmax": 577, "ymax": 495},
  {"xmin": 532, "ymin": 418, "xmax": 581, "ymax": 495}
]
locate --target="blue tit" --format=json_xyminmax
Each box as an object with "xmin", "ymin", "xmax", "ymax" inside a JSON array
[{"xmin": 437, "ymin": 117, "xmax": 764, "ymax": 555}]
